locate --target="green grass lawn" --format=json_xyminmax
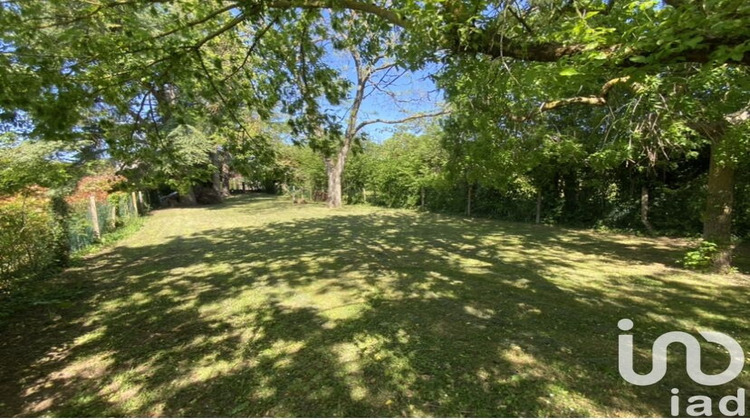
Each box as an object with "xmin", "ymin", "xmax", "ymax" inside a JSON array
[{"xmin": 1, "ymin": 194, "xmax": 749, "ymax": 417}]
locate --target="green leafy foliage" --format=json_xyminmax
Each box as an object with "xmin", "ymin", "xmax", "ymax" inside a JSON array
[
  {"xmin": 363, "ymin": 129, "xmax": 448, "ymax": 208},
  {"xmin": 0, "ymin": 190, "xmax": 66, "ymax": 288},
  {"xmin": 0, "ymin": 134, "xmax": 71, "ymax": 195},
  {"xmin": 682, "ymin": 241, "xmax": 720, "ymax": 271},
  {"xmin": 0, "ymin": 0, "xmax": 749, "ymax": 274},
  {"xmin": 277, "ymin": 142, "xmax": 328, "ymax": 198}
]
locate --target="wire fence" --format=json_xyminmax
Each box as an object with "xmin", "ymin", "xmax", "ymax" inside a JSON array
[
  {"xmin": 1, "ymin": 189, "xmax": 150, "ymax": 297},
  {"xmin": 67, "ymin": 192, "xmax": 148, "ymax": 253}
]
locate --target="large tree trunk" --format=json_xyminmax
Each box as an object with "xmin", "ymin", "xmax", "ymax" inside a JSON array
[
  {"xmin": 325, "ymin": 49, "xmax": 367, "ymax": 209},
  {"xmin": 221, "ymin": 163, "xmax": 231, "ymax": 197},
  {"xmin": 211, "ymin": 150, "xmax": 230, "ymax": 200},
  {"xmin": 703, "ymin": 138, "xmax": 735, "ymax": 272},
  {"xmin": 689, "ymin": 109, "xmax": 749, "ymax": 273},
  {"xmin": 211, "ymin": 171, "xmax": 224, "ymax": 201},
  {"xmin": 466, "ymin": 183, "xmax": 473, "ymax": 217},
  {"xmin": 326, "ymin": 143, "xmax": 350, "ymax": 208},
  {"xmin": 327, "ymin": 162, "xmax": 343, "ymax": 208}
]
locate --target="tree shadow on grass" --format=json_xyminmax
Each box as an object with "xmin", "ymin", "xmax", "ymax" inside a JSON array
[{"xmin": 1, "ymin": 201, "xmax": 749, "ymax": 416}]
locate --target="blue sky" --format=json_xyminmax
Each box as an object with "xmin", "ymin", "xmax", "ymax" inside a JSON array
[
  {"xmin": 1, "ymin": 10, "xmax": 446, "ymax": 145},
  {"xmin": 313, "ymin": 48, "xmax": 445, "ymax": 142},
  {"xmin": 307, "ymin": 17, "xmax": 445, "ymax": 143},
  {"xmin": 353, "ymin": 65, "xmax": 444, "ymax": 142},
  {"xmin": 275, "ymin": 60, "xmax": 444, "ymax": 144},
  {"xmin": 226, "ymin": 7, "xmax": 445, "ymax": 143}
]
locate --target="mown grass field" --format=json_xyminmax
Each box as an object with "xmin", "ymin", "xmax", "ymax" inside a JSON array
[{"xmin": 1, "ymin": 194, "xmax": 749, "ymax": 417}]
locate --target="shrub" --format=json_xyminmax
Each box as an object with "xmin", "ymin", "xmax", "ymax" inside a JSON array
[
  {"xmin": 0, "ymin": 189, "xmax": 66, "ymax": 290},
  {"xmin": 66, "ymin": 170, "xmax": 126, "ymax": 206},
  {"xmin": 682, "ymin": 241, "xmax": 719, "ymax": 271}
]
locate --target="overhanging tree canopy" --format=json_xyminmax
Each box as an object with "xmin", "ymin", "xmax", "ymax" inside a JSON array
[{"xmin": 1, "ymin": 0, "xmax": 749, "ymax": 270}]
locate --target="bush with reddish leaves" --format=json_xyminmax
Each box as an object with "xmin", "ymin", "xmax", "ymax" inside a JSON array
[{"xmin": 66, "ymin": 171, "xmax": 126, "ymax": 206}]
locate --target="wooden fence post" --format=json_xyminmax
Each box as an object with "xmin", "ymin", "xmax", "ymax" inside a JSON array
[
  {"xmin": 89, "ymin": 195, "xmax": 101, "ymax": 241},
  {"xmin": 109, "ymin": 204, "xmax": 117, "ymax": 229},
  {"xmin": 131, "ymin": 192, "xmax": 139, "ymax": 217}
]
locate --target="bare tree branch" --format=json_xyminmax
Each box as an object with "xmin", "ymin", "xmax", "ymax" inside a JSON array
[
  {"xmin": 540, "ymin": 76, "xmax": 631, "ymax": 112},
  {"xmin": 355, "ymin": 110, "xmax": 448, "ymax": 134},
  {"xmin": 369, "ymin": 62, "xmax": 398, "ymax": 75},
  {"xmin": 725, "ymin": 106, "xmax": 750, "ymax": 125},
  {"xmin": 540, "ymin": 95, "xmax": 607, "ymax": 111}
]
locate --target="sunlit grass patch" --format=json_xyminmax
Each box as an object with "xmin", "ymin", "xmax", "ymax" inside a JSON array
[{"xmin": 1, "ymin": 193, "xmax": 748, "ymax": 417}]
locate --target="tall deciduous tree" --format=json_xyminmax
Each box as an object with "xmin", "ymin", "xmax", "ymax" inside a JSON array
[
  {"xmin": 2, "ymin": 0, "xmax": 749, "ymax": 269},
  {"xmin": 286, "ymin": 11, "xmax": 444, "ymax": 208}
]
